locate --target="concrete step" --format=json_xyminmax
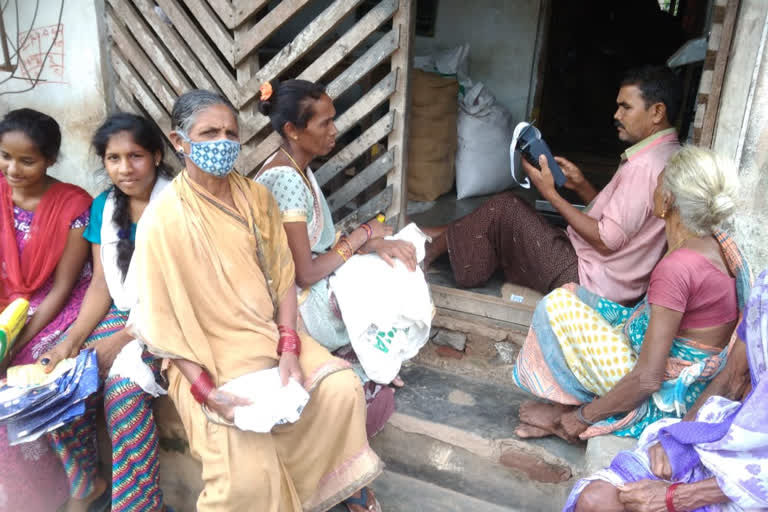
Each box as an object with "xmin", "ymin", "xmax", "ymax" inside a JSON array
[
  {"xmin": 370, "ymin": 364, "xmax": 586, "ymax": 511},
  {"xmin": 331, "ymin": 470, "xmax": 523, "ymax": 512}
]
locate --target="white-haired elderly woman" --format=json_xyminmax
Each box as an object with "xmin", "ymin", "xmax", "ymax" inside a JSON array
[
  {"xmin": 511, "ymin": 145, "xmax": 751, "ymax": 444},
  {"xmin": 130, "ymin": 89, "xmax": 383, "ymax": 512}
]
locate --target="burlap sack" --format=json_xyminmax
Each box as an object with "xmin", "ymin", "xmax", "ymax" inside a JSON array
[{"xmin": 407, "ymin": 70, "xmax": 459, "ymax": 201}]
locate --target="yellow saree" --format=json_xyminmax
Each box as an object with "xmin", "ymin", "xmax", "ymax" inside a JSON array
[{"xmin": 130, "ymin": 171, "xmax": 381, "ymax": 512}]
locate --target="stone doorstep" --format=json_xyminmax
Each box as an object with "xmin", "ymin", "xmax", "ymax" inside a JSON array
[
  {"xmin": 152, "ymin": 364, "xmax": 589, "ymax": 510},
  {"xmin": 390, "ymin": 365, "xmax": 586, "ymax": 475}
]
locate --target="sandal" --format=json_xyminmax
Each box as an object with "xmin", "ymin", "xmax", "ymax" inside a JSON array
[{"xmin": 344, "ymin": 487, "xmax": 381, "ymax": 512}]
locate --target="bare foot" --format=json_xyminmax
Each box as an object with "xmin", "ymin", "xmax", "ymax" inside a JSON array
[
  {"xmin": 517, "ymin": 400, "xmax": 576, "ymax": 442},
  {"xmin": 66, "ymin": 476, "xmax": 107, "ymax": 512},
  {"xmin": 514, "ymin": 422, "xmax": 552, "ymax": 438},
  {"xmin": 391, "ymin": 375, "xmax": 405, "ymax": 388}
]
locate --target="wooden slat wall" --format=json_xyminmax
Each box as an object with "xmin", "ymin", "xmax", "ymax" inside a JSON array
[{"xmin": 106, "ymin": 0, "xmax": 413, "ymax": 228}]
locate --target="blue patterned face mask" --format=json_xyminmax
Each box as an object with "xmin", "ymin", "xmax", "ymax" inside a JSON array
[{"xmin": 178, "ymin": 132, "xmax": 241, "ymax": 176}]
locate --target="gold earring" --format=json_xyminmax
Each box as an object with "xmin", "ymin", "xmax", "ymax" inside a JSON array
[{"xmin": 660, "ymin": 209, "xmax": 667, "ymax": 219}]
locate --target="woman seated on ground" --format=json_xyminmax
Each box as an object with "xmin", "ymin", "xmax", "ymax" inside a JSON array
[
  {"xmin": 567, "ymin": 268, "xmax": 768, "ymax": 512},
  {"xmin": 0, "ymin": 109, "xmax": 92, "ymax": 511},
  {"xmin": 39, "ymin": 113, "xmax": 174, "ymax": 512},
  {"xmin": 512, "ymin": 146, "xmax": 751, "ymax": 443},
  {"xmin": 254, "ymin": 79, "xmax": 417, "ymax": 430},
  {"xmin": 130, "ymin": 89, "xmax": 383, "ymax": 512}
]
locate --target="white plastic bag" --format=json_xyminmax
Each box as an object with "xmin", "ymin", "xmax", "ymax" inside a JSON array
[
  {"xmin": 455, "ymin": 82, "xmax": 517, "ymax": 199},
  {"xmin": 329, "ymin": 224, "xmax": 433, "ymax": 384}
]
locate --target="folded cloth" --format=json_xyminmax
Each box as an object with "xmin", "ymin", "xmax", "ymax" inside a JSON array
[
  {"xmin": 0, "ymin": 350, "xmax": 99, "ymax": 445},
  {"xmin": 219, "ymin": 367, "xmax": 310, "ymax": 433}
]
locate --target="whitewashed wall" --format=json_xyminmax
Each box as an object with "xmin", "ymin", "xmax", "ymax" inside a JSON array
[{"xmin": 0, "ymin": 0, "xmax": 109, "ymax": 195}]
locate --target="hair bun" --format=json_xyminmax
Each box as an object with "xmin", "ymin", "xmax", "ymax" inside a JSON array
[{"xmin": 709, "ymin": 192, "xmax": 735, "ymax": 221}]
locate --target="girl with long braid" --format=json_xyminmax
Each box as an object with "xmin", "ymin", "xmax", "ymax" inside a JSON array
[{"xmin": 40, "ymin": 113, "xmax": 173, "ymax": 512}]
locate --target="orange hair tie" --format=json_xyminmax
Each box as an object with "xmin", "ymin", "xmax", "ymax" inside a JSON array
[{"xmin": 260, "ymin": 81, "xmax": 273, "ymax": 101}]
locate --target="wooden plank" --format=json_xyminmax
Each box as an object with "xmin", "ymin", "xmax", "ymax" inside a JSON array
[
  {"xmin": 326, "ymin": 29, "xmax": 400, "ymax": 99},
  {"xmin": 108, "ymin": 0, "xmax": 191, "ymax": 97},
  {"xmin": 204, "ymin": 0, "xmax": 235, "ymax": 29},
  {"xmin": 184, "ymin": 0, "xmax": 234, "ymax": 62},
  {"xmin": 302, "ymin": 0, "xmax": 398, "ymax": 81},
  {"xmin": 238, "ymin": 0, "xmax": 365, "ymax": 102},
  {"xmin": 235, "ymin": 0, "xmax": 312, "ymax": 65},
  {"xmin": 385, "ymin": 0, "xmax": 414, "ymax": 229},
  {"xmin": 107, "ymin": 10, "xmax": 177, "ymax": 112},
  {"xmin": 238, "ymin": 0, "xmax": 398, "ymax": 144},
  {"xmin": 700, "ymin": 0, "xmax": 739, "ymax": 148},
  {"xmin": 131, "ymin": 0, "xmax": 219, "ymax": 93},
  {"xmin": 110, "ymin": 47, "xmax": 172, "ymax": 133},
  {"xmin": 430, "ymin": 284, "xmax": 535, "ymax": 329},
  {"xmin": 335, "ymin": 185, "xmax": 393, "ymax": 232},
  {"xmin": 315, "ymin": 111, "xmax": 394, "ymax": 187},
  {"xmin": 242, "ymin": 70, "xmax": 397, "ymax": 176},
  {"xmin": 113, "ymin": 80, "xmax": 141, "ymax": 114},
  {"xmin": 235, "ymin": 14, "xmax": 260, "ymax": 123},
  {"xmin": 233, "ymin": 0, "xmax": 269, "ymax": 28},
  {"xmin": 326, "ymin": 149, "xmax": 395, "ymax": 212},
  {"xmin": 155, "ymin": 0, "xmax": 238, "ymax": 102}
]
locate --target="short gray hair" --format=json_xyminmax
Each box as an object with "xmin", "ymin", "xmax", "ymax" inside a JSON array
[
  {"xmin": 662, "ymin": 145, "xmax": 739, "ymax": 236},
  {"xmin": 171, "ymin": 89, "xmax": 238, "ymax": 135}
]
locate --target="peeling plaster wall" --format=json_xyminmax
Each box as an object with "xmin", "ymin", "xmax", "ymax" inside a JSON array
[
  {"xmin": 714, "ymin": 0, "xmax": 768, "ymax": 274},
  {"xmin": 0, "ymin": 0, "xmax": 109, "ymax": 195}
]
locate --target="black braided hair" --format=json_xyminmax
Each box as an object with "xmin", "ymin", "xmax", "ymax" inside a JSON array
[{"xmin": 92, "ymin": 113, "xmax": 174, "ymax": 281}]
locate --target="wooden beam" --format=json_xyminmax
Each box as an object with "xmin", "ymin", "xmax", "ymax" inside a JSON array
[
  {"xmin": 113, "ymin": 80, "xmax": 141, "ymax": 114},
  {"xmin": 700, "ymin": 0, "xmax": 740, "ymax": 148},
  {"xmin": 242, "ymin": 69, "xmax": 397, "ymax": 177},
  {"xmin": 110, "ymin": 47, "xmax": 172, "ymax": 133},
  {"xmin": 429, "ymin": 284, "xmax": 535, "ymax": 330},
  {"xmin": 385, "ymin": 0, "xmax": 415, "ymax": 229},
  {"xmin": 325, "ymin": 29, "xmax": 400, "ymax": 100},
  {"xmin": 335, "ymin": 185, "xmax": 393, "ymax": 232},
  {"xmin": 327, "ymin": 149, "xmax": 395, "ymax": 212},
  {"xmin": 233, "ymin": 0, "xmax": 269, "ymax": 28},
  {"xmin": 203, "ymin": 0, "xmax": 235, "ymax": 29},
  {"xmin": 108, "ymin": 1, "xmax": 191, "ymax": 97},
  {"xmin": 238, "ymin": 0, "xmax": 365, "ymax": 103},
  {"xmin": 107, "ymin": 10, "xmax": 177, "ymax": 112},
  {"xmin": 234, "ymin": 0, "xmax": 312, "ymax": 65},
  {"xmin": 238, "ymin": 0, "xmax": 398, "ymax": 144},
  {"xmin": 155, "ymin": 0, "xmax": 238, "ymax": 102},
  {"xmin": 183, "ymin": 0, "xmax": 235, "ymax": 63},
  {"xmin": 131, "ymin": 0, "xmax": 219, "ymax": 93},
  {"xmin": 315, "ymin": 111, "xmax": 394, "ymax": 187}
]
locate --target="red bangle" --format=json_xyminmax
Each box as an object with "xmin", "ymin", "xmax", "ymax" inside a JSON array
[
  {"xmin": 360, "ymin": 223, "xmax": 373, "ymax": 241},
  {"xmin": 277, "ymin": 325, "xmax": 301, "ymax": 356},
  {"xmin": 190, "ymin": 370, "xmax": 215, "ymax": 404},
  {"xmin": 666, "ymin": 482, "xmax": 682, "ymax": 512}
]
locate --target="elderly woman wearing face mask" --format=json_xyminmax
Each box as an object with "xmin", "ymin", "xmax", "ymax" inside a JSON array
[{"xmin": 129, "ymin": 89, "xmax": 383, "ymax": 512}]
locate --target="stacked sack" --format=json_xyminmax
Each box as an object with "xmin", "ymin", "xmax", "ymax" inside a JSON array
[{"xmin": 407, "ymin": 69, "xmax": 459, "ymax": 201}]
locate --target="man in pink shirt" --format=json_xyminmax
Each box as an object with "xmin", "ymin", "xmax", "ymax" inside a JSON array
[{"xmin": 424, "ymin": 66, "xmax": 681, "ymax": 305}]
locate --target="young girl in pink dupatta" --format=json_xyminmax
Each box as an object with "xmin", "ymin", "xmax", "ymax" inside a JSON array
[{"xmin": 0, "ymin": 109, "xmax": 92, "ymax": 512}]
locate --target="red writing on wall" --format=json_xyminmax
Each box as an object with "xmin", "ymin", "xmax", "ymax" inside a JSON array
[{"xmin": 16, "ymin": 24, "xmax": 66, "ymax": 84}]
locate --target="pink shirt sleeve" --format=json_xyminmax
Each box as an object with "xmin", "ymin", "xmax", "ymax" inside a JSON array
[
  {"xmin": 597, "ymin": 160, "xmax": 656, "ymax": 252},
  {"xmin": 647, "ymin": 252, "xmax": 690, "ymax": 312}
]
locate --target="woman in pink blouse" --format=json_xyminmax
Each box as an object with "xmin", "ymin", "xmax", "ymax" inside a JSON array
[{"xmin": 512, "ymin": 146, "xmax": 751, "ymax": 443}]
